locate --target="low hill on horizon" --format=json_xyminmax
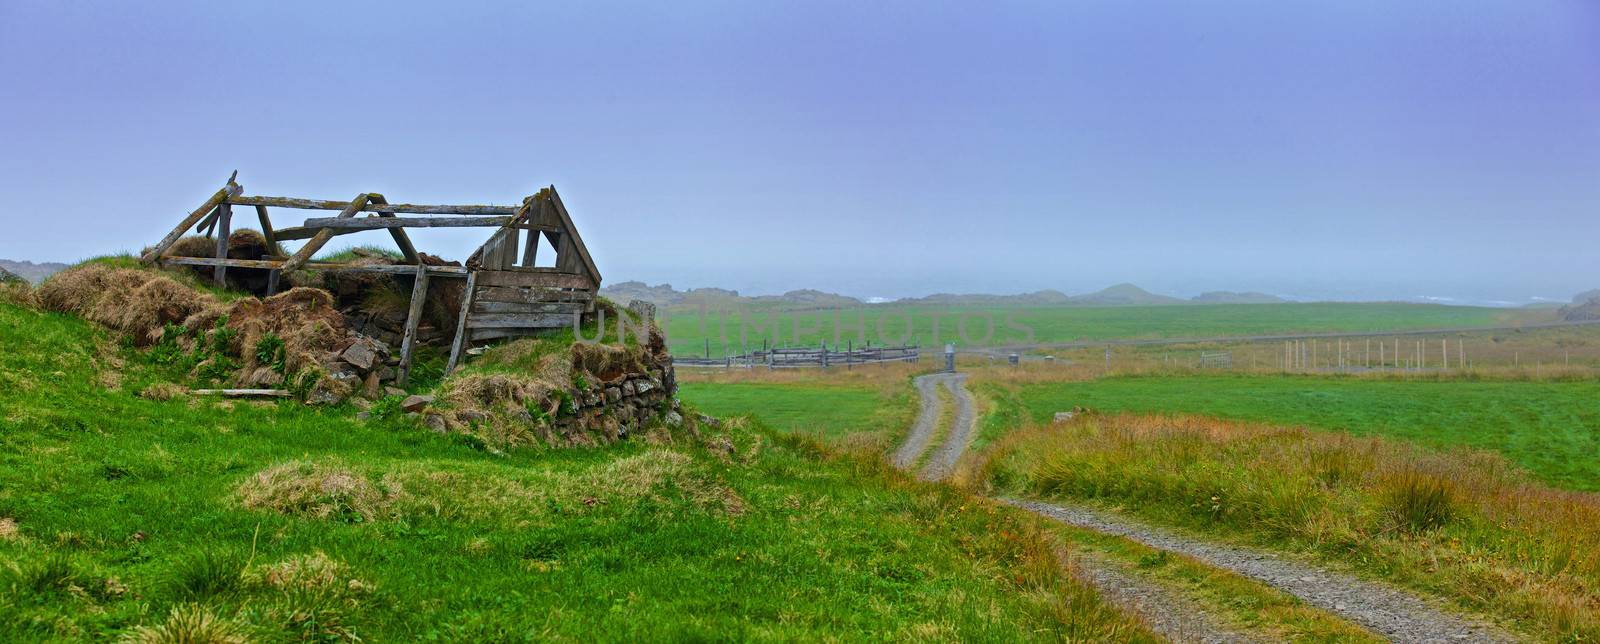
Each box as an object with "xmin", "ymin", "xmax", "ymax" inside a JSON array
[
  {"xmin": 602, "ymin": 280, "xmax": 1283, "ymax": 309},
  {"xmin": 0, "ymin": 259, "xmax": 69, "ymax": 283}
]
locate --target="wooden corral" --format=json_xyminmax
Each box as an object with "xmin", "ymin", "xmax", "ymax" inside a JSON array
[{"xmin": 142, "ymin": 172, "xmax": 603, "ymax": 382}]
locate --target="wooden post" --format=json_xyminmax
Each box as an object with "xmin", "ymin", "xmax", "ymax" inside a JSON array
[
  {"xmin": 266, "ymin": 269, "xmax": 281, "ymax": 296},
  {"xmin": 255, "ymin": 205, "xmax": 277, "ymax": 249},
  {"xmin": 212, "ymin": 202, "xmax": 233, "ymax": 286},
  {"xmin": 366, "ymin": 194, "xmax": 419, "ymax": 264},
  {"xmin": 396, "ymin": 263, "xmax": 430, "ymax": 387},
  {"xmin": 445, "ymin": 271, "xmax": 479, "ymax": 374},
  {"xmin": 142, "ymin": 176, "xmax": 241, "ymax": 265},
  {"xmin": 281, "ymin": 193, "xmax": 370, "ymax": 272}
]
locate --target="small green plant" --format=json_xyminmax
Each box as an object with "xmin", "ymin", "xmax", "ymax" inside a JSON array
[
  {"xmin": 254, "ymin": 333, "xmax": 287, "ymax": 374},
  {"xmin": 524, "ymin": 401, "xmax": 549, "ymax": 425},
  {"xmin": 167, "ymin": 548, "xmax": 245, "ymax": 600},
  {"xmin": 1383, "ymin": 472, "xmax": 1456, "ymax": 534},
  {"xmin": 368, "ymin": 395, "xmax": 406, "ymax": 422},
  {"xmin": 556, "ymin": 390, "xmax": 577, "ymax": 418},
  {"xmin": 573, "ymin": 373, "xmax": 590, "ymax": 391}
]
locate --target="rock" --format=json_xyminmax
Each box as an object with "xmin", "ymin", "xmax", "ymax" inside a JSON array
[
  {"xmin": 423, "ymin": 413, "xmax": 448, "ymax": 434},
  {"xmin": 626, "ymin": 299, "xmax": 656, "ymax": 322},
  {"xmin": 401, "ymin": 394, "xmax": 435, "ymax": 413},
  {"xmin": 361, "ymin": 372, "xmax": 382, "ymax": 399},
  {"xmin": 459, "ymin": 410, "xmax": 489, "ymax": 424},
  {"xmin": 604, "ymin": 386, "xmax": 622, "ymax": 403},
  {"xmin": 583, "ymin": 391, "xmax": 601, "ymax": 407},
  {"xmin": 664, "ymin": 411, "xmax": 683, "ymax": 428},
  {"xmin": 1053, "ymin": 411, "xmax": 1075, "ymax": 423},
  {"xmin": 636, "ymin": 379, "xmax": 657, "ymax": 395},
  {"xmin": 384, "ymin": 386, "xmax": 407, "ymax": 397},
  {"xmin": 341, "ymin": 340, "xmax": 379, "ymax": 372},
  {"xmin": 305, "ymin": 371, "xmax": 359, "ymax": 406},
  {"xmin": 695, "ymin": 413, "xmax": 721, "ymax": 428},
  {"xmin": 621, "ymin": 381, "xmax": 636, "ymax": 396}
]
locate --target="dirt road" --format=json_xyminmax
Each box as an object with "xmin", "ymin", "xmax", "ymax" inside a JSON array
[{"xmin": 892, "ymin": 372, "xmax": 1517, "ymax": 643}]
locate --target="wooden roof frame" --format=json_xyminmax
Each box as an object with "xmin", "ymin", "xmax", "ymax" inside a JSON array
[{"xmin": 140, "ymin": 172, "xmax": 605, "ymax": 379}]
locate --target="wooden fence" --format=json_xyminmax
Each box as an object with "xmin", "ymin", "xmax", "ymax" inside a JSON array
[{"xmin": 674, "ymin": 344, "xmax": 920, "ymax": 369}]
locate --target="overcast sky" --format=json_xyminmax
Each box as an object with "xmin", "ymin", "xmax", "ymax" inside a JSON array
[{"xmin": 2, "ymin": 1, "xmax": 1597, "ymax": 303}]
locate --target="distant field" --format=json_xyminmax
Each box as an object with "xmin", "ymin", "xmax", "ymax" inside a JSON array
[
  {"xmin": 660, "ymin": 302, "xmax": 1547, "ymax": 355},
  {"xmin": 677, "ymin": 381, "xmax": 909, "ymax": 439},
  {"xmin": 987, "ymin": 375, "xmax": 1600, "ymax": 490}
]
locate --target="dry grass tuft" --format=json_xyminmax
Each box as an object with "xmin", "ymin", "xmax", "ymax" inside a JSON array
[
  {"xmin": 140, "ymin": 382, "xmax": 188, "ymax": 401},
  {"xmin": 246, "ymin": 551, "xmax": 372, "ymax": 593},
  {"xmin": 38, "ymin": 265, "xmax": 218, "ymax": 346},
  {"xmin": 570, "ymin": 341, "xmax": 647, "ymax": 382},
  {"xmin": 0, "ymin": 281, "xmax": 36, "ymax": 308},
  {"xmin": 116, "ymin": 604, "xmax": 250, "ymax": 644},
  {"xmin": 237, "ymin": 461, "xmax": 402, "ymax": 522},
  {"xmin": 0, "ymin": 517, "xmax": 20, "ymax": 541}
]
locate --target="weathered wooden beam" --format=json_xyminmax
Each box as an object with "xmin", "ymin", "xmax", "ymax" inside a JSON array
[
  {"xmin": 471, "ymin": 300, "xmax": 586, "ymax": 315},
  {"xmin": 474, "ymin": 269, "xmax": 594, "ymax": 290},
  {"xmin": 281, "ymin": 194, "xmax": 369, "ymax": 272},
  {"xmin": 142, "ymin": 181, "xmax": 241, "ymax": 265},
  {"xmin": 213, "ymin": 203, "xmax": 233, "ymax": 286},
  {"xmin": 474, "ymin": 285, "xmax": 593, "ymax": 304},
  {"xmin": 254, "ymin": 205, "xmax": 277, "ymax": 249},
  {"xmin": 396, "ymin": 263, "xmax": 429, "ymax": 388},
  {"xmin": 229, "ymin": 195, "xmax": 517, "ymax": 215},
  {"xmin": 159, "ymin": 255, "xmax": 468, "ymax": 276},
  {"xmin": 445, "ymin": 271, "xmax": 479, "ymax": 375},
  {"xmin": 300, "ymin": 215, "xmax": 517, "ymax": 229},
  {"xmin": 365, "ymin": 194, "xmax": 420, "ymax": 265},
  {"xmin": 191, "ymin": 389, "xmax": 292, "ymax": 398},
  {"xmin": 470, "ymin": 327, "xmax": 566, "ymax": 341},
  {"xmin": 546, "ymin": 187, "xmax": 602, "ymax": 287},
  {"xmin": 271, "ymin": 225, "xmax": 367, "ymax": 242},
  {"xmin": 467, "ymin": 313, "xmax": 577, "ymax": 329},
  {"xmin": 266, "ymin": 269, "xmax": 281, "ymax": 296}
]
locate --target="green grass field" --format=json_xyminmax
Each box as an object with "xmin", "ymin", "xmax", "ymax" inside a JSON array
[
  {"xmin": 985, "ymin": 374, "xmax": 1600, "ymax": 490},
  {"xmin": 662, "ymin": 302, "xmax": 1546, "ymax": 355},
  {"xmin": 677, "ymin": 382, "xmax": 910, "ymax": 439},
  {"xmin": 0, "ymin": 302, "xmax": 1143, "ymax": 641}
]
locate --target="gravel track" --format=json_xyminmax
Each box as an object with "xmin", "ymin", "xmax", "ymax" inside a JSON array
[
  {"xmin": 889, "ymin": 373, "xmax": 952, "ymax": 470},
  {"xmin": 890, "ymin": 373, "xmax": 1518, "ymax": 643},
  {"xmin": 1007, "ymin": 499, "xmax": 1516, "ymax": 643},
  {"xmin": 917, "ymin": 374, "xmax": 973, "ymax": 482}
]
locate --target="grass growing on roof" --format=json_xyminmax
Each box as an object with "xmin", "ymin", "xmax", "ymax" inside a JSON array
[{"xmin": 0, "ymin": 301, "xmax": 1148, "ymax": 640}]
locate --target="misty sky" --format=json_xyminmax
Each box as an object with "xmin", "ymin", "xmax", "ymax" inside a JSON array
[{"xmin": 2, "ymin": 1, "xmax": 1597, "ymax": 304}]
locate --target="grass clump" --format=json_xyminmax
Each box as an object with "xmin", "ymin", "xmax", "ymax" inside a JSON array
[
  {"xmin": 237, "ymin": 461, "xmax": 401, "ymax": 523},
  {"xmin": 117, "ymin": 604, "xmax": 251, "ymax": 644}
]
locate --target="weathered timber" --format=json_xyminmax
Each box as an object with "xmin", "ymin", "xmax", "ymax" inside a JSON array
[
  {"xmin": 266, "ymin": 269, "xmax": 281, "ymax": 296},
  {"xmin": 254, "ymin": 205, "xmax": 277, "ymax": 248},
  {"xmin": 521, "ymin": 219, "xmax": 538, "ymax": 267},
  {"xmin": 467, "ymin": 312, "xmax": 576, "ymax": 329},
  {"xmin": 191, "ymin": 389, "xmax": 293, "ymax": 398},
  {"xmin": 445, "ymin": 271, "xmax": 478, "ymax": 374},
  {"xmin": 213, "ymin": 203, "xmax": 233, "ymax": 286},
  {"xmin": 281, "ymin": 194, "xmax": 370, "ymax": 272},
  {"xmin": 271, "ymin": 226, "xmax": 366, "ymax": 242},
  {"xmin": 229, "ymin": 195, "xmax": 517, "ymax": 215},
  {"xmin": 475, "ymin": 270, "xmax": 594, "ymax": 290},
  {"xmin": 300, "ymin": 215, "xmax": 518, "ymax": 229},
  {"xmin": 142, "ymin": 182, "xmax": 240, "ymax": 264},
  {"xmin": 474, "ymin": 285, "xmax": 593, "ymax": 304},
  {"xmin": 547, "ymin": 187, "xmax": 602, "ymax": 285},
  {"xmin": 396, "ymin": 263, "xmax": 429, "ymax": 388},
  {"xmin": 471, "ymin": 300, "xmax": 586, "ymax": 315},
  {"xmin": 158, "ymin": 256, "xmax": 468, "ymax": 276},
  {"xmin": 366, "ymin": 194, "xmax": 420, "ymax": 264}
]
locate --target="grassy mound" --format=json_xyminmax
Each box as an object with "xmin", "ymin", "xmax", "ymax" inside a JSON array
[
  {"xmin": 0, "ymin": 301, "xmax": 1147, "ymax": 641},
  {"xmin": 980, "ymin": 413, "xmax": 1600, "ymax": 639}
]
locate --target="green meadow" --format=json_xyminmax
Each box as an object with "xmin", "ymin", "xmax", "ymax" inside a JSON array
[
  {"xmin": 983, "ymin": 374, "xmax": 1600, "ymax": 490},
  {"xmin": 0, "ymin": 302, "xmax": 1143, "ymax": 641},
  {"xmin": 676, "ymin": 382, "xmax": 911, "ymax": 439},
  {"xmin": 661, "ymin": 302, "xmax": 1545, "ymax": 355}
]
